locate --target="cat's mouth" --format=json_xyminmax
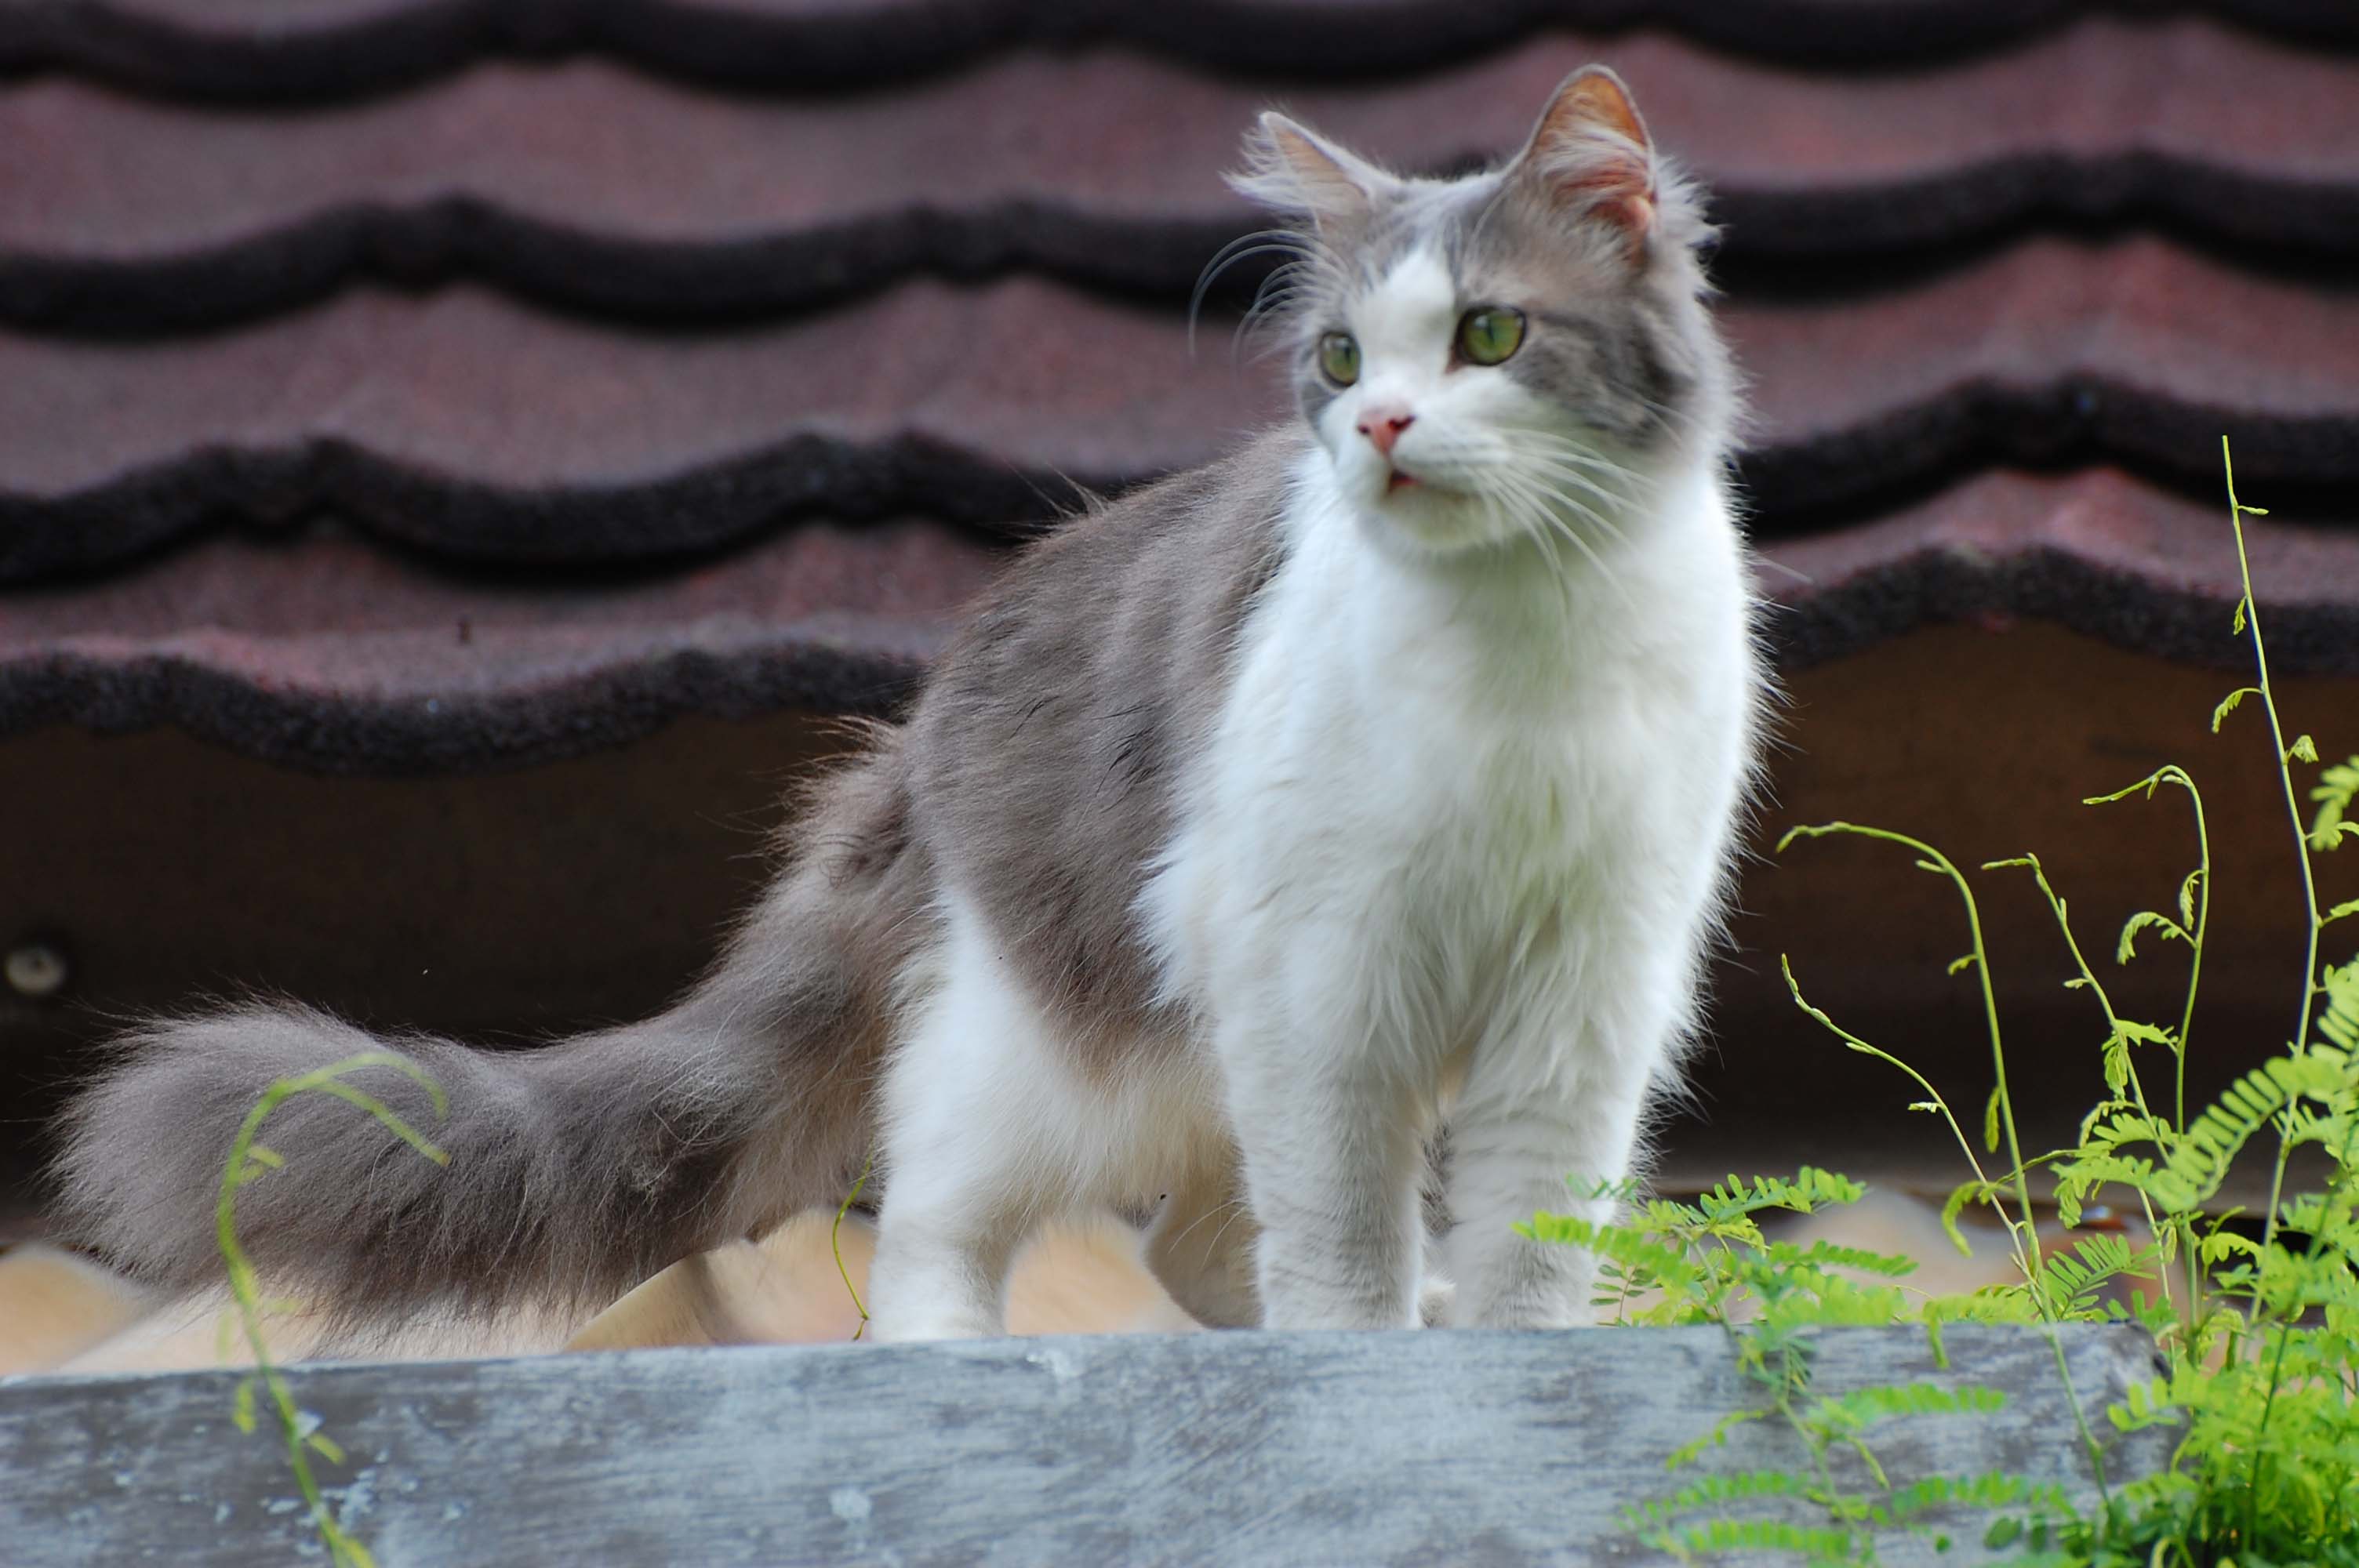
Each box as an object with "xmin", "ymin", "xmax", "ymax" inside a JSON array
[{"xmin": 1383, "ymin": 466, "xmax": 1467, "ymax": 501}]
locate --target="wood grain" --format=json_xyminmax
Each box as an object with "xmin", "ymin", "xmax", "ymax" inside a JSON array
[{"xmin": 0, "ymin": 1325, "xmax": 2168, "ymax": 1566}]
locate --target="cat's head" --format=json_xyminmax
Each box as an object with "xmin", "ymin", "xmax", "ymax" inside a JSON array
[{"xmin": 1229, "ymin": 68, "xmax": 1732, "ymax": 557}]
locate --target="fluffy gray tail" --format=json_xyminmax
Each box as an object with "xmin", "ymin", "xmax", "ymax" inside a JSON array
[{"xmin": 54, "ymin": 745, "xmax": 926, "ymax": 1330}]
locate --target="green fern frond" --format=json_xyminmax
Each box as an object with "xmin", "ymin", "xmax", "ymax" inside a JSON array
[
  {"xmin": 2029, "ymin": 1233, "xmax": 2149, "ymax": 1319},
  {"xmin": 2212, "ymin": 686, "xmax": 2261, "ymax": 732},
  {"xmin": 1518, "ymin": 1213, "xmax": 1699, "ymax": 1293},
  {"xmin": 2310, "ymin": 757, "xmax": 2359, "ymax": 850},
  {"xmin": 1758, "ymin": 1239, "xmax": 1917, "ymax": 1279},
  {"xmin": 1883, "ymin": 1470, "xmax": 2071, "ymax": 1520},
  {"xmin": 2117, "ymin": 909, "xmax": 2189, "ymax": 964},
  {"xmin": 2320, "ymin": 960, "xmax": 2359, "ymax": 1052},
  {"xmin": 1646, "ymin": 1517, "xmax": 1865, "ymax": 1562},
  {"xmin": 1810, "ymin": 1382, "xmax": 2008, "ymax": 1433},
  {"xmin": 1694, "ymin": 1167, "xmax": 1867, "ymax": 1224},
  {"xmin": 2144, "ymin": 1048, "xmax": 2356, "ymax": 1212},
  {"xmin": 1627, "ymin": 1468, "xmax": 1818, "ymax": 1524}
]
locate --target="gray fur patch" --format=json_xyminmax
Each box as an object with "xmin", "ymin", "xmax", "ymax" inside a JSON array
[{"xmin": 907, "ymin": 437, "xmax": 1294, "ymax": 1062}]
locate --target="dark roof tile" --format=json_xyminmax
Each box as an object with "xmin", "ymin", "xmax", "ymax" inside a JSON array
[
  {"xmin": 4, "ymin": 0, "xmax": 2352, "ymax": 103},
  {"xmin": 5, "ymin": 470, "xmax": 2351, "ymax": 774},
  {"xmin": 1728, "ymin": 237, "xmax": 2359, "ymax": 513},
  {"xmin": 0, "ymin": 520, "xmax": 998, "ymax": 773},
  {"xmin": 0, "ymin": 281, "xmax": 1283, "ymax": 579},
  {"xmin": 1765, "ymin": 468, "xmax": 2359, "ymax": 676},
  {"xmin": 6, "ymin": 22, "xmax": 2357, "ymax": 332},
  {"xmin": 6, "ymin": 241, "xmax": 2354, "ymax": 581}
]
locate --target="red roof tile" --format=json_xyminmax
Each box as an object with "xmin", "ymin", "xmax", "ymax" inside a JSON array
[
  {"xmin": 0, "ymin": 520, "xmax": 998, "ymax": 772},
  {"xmin": 4, "ymin": 0, "xmax": 2351, "ymax": 103},
  {"xmin": 7, "ymin": 241, "xmax": 2354, "ymax": 581},
  {"xmin": 0, "ymin": 281, "xmax": 1279, "ymax": 579},
  {"xmin": 5, "ymin": 21, "xmax": 2356, "ymax": 332},
  {"xmin": 1765, "ymin": 468, "xmax": 2359, "ymax": 676},
  {"xmin": 1728, "ymin": 238, "xmax": 2359, "ymax": 511},
  {"xmin": 5, "ymin": 472, "xmax": 2350, "ymax": 773},
  {"xmin": 7, "ymin": 0, "xmax": 2359, "ymax": 1220}
]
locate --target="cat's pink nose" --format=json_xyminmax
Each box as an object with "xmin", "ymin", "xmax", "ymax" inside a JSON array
[{"xmin": 1356, "ymin": 406, "xmax": 1414, "ymax": 458}]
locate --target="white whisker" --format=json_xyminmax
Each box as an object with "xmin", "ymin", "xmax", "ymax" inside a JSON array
[
  {"xmin": 1187, "ymin": 230, "xmax": 1327, "ymax": 355},
  {"xmin": 1489, "ymin": 466, "xmax": 1636, "ymax": 612}
]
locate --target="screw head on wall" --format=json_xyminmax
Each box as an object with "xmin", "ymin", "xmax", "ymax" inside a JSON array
[{"xmin": 4, "ymin": 938, "xmax": 69, "ymax": 1000}]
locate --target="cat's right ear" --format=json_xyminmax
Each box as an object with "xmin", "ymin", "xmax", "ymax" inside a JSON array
[{"xmin": 1228, "ymin": 112, "xmax": 1396, "ymax": 238}]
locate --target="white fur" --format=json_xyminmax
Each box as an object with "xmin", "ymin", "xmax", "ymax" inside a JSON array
[
  {"xmin": 866, "ymin": 242, "xmax": 1761, "ymax": 1337},
  {"xmin": 862, "ymin": 896, "xmax": 1228, "ymax": 1341}
]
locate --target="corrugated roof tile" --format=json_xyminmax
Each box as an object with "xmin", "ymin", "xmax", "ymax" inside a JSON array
[
  {"xmin": 0, "ymin": 520, "xmax": 997, "ymax": 771},
  {"xmin": 6, "ymin": 471, "xmax": 2350, "ymax": 773},
  {"xmin": 5, "ymin": 22, "xmax": 2356, "ymax": 332},
  {"xmin": 7, "ymin": 240, "xmax": 2353, "ymax": 581},
  {"xmin": 5, "ymin": 0, "xmax": 2352, "ymax": 102}
]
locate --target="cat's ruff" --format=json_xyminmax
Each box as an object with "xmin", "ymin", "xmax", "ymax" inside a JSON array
[{"xmin": 59, "ymin": 67, "xmax": 1765, "ymax": 1344}]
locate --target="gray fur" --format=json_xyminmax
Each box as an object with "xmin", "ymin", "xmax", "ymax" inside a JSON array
[
  {"xmin": 56, "ymin": 737, "xmax": 928, "ymax": 1327},
  {"xmin": 907, "ymin": 440, "xmax": 1291, "ymax": 1062},
  {"xmin": 55, "ymin": 69, "xmax": 1732, "ymax": 1329}
]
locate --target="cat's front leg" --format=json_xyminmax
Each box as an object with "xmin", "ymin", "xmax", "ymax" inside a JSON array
[
  {"xmin": 1219, "ymin": 1016, "xmax": 1430, "ymax": 1330},
  {"xmin": 1440, "ymin": 1000, "xmax": 1667, "ymax": 1329}
]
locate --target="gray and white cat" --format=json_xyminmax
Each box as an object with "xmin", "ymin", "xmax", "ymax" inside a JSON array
[{"xmin": 60, "ymin": 68, "xmax": 1764, "ymax": 1341}]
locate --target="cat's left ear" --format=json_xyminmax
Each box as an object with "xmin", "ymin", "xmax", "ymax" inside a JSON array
[
  {"xmin": 1508, "ymin": 67, "xmax": 1658, "ymax": 256},
  {"xmin": 1229, "ymin": 111, "xmax": 1399, "ymax": 239}
]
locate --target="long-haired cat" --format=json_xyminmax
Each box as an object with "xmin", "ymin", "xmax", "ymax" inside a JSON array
[{"xmin": 58, "ymin": 67, "xmax": 1764, "ymax": 1341}]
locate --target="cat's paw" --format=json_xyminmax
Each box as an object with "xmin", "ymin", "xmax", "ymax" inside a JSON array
[{"xmin": 1416, "ymin": 1272, "xmax": 1456, "ymax": 1328}]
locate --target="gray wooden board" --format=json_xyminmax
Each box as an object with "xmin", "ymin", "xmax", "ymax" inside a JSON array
[{"xmin": 1, "ymin": 1326, "xmax": 2168, "ymax": 1566}]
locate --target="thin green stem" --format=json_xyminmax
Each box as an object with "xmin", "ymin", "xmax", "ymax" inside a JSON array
[
  {"xmin": 1783, "ymin": 828, "xmax": 2131, "ymax": 1524},
  {"xmin": 2172, "ymin": 776, "xmax": 2212, "ymax": 1322},
  {"xmin": 1988, "ymin": 850, "xmax": 2183, "ymax": 1324},
  {"xmin": 831, "ymin": 1153, "xmax": 875, "ymax": 1340},
  {"xmin": 216, "ymin": 1052, "xmax": 446, "ymax": 1568},
  {"xmin": 1780, "ymin": 825, "xmax": 2043, "ymax": 1290},
  {"xmin": 2038, "ymin": 1314, "xmax": 2118, "ymax": 1521},
  {"xmin": 2222, "ymin": 444, "xmax": 2335, "ymax": 1566},
  {"xmin": 2223, "ymin": 439, "xmax": 2325, "ymax": 1096},
  {"xmin": 2086, "ymin": 764, "xmax": 2212, "ymax": 1152},
  {"xmin": 2241, "ymin": 1115, "xmax": 2358, "ymax": 1548},
  {"xmin": 1779, "ymin": 955, "xmax": 1997, "ymax": 1201},
  {"xmin": 2173, "ymin": 780, "xmax": 2211, "ymax": 1149}
]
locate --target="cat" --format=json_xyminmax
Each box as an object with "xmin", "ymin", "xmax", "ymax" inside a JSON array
[{"xmin": 56, "ymin": 67, "xmax": 1764, "ymax": 1342}]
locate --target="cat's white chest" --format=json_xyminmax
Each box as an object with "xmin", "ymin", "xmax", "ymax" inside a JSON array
[{"xmin": 1141, "ymin": 465, "xmax": 1748, "ymax": 1069}]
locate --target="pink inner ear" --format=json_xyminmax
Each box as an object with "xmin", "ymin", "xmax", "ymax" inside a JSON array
[
  {"xmin": 1532, "ymin": 74, "xmax": 1657, "ymax": 246},
  {"xmin": 1546, "ymin": 74, "xmax": 1650, "ymax": 156},
  {"xmin": 1550, "ymin": 165, "xmax": 1656, "ymax": 243}
]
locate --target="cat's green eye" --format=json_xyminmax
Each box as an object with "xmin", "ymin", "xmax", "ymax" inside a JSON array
[
  {"xmin": 1456, "ymin": 307, "xmax": 1526, "ymax": 366},
  {"xmin": 1318, "ymin": 332, "xmax": 1361, "ymax": 387}
]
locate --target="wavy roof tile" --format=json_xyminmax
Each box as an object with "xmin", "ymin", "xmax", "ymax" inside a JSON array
[
  {"xmin": 1, "ymin": 10, "xmax": 2350, "ymax": 761},
  {"xmin": 6, "ymin": 237, "xmax": 2353, "ymax": 583},
  {"xmin": 5, "ymin": 22, "xmax": 2356, "ymax": 333},
  {"xmin": 8, "ymin": 470, "xmax": 2351, "ymax": 775},
  {"xmin": 4, "ymin": 5, "xmax": 2356, "ymax": 1176},
  {"xmin": 5, "ymin": 0, "xmax": 2354, "ymax": 100},
  {"xmin": 0, "ymin": 521, "xmax": 995, "ymax": 771}
]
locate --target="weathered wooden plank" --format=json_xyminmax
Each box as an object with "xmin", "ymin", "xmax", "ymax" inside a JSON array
[{"xmin": 0, "ymin": 1326, "xmax": 2166, "ymax": 1566}]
